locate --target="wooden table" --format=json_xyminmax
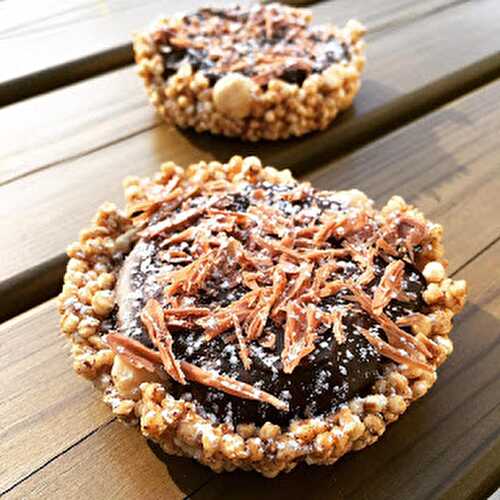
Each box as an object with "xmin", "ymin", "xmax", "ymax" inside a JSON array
[{"xmin": 1, "ymin": 1, "xmax": 499, "ymax": 498}]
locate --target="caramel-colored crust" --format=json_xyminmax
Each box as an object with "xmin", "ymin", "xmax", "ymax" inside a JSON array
[
  {"xmin": 133, "ymin": 7, "xmax": 366, "ymax": 142},
  {"xmin": 58, "ymin": 157, "xmax": 466, "ymax": 477}
]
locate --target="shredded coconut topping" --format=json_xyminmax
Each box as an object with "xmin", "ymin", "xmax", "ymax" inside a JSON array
[
  {"xmin": 110, "ymin": 161, "xmax": 436, "ymax": 416},
  {"xmin": 152, "ymin": 3, "xmax": 352, "ymax": 86}
]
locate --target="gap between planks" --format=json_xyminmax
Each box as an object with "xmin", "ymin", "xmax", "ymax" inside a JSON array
[{"xmin": 0, "ymin": 0, "xmax": 462, "ymax": 107}]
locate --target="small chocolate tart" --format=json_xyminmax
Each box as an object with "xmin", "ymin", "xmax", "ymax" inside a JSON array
[
  {"xmin": 59, "ymin": 157, "xmax": 466, "ymax": 476},
  {"xmin": 133, "ymin": 4, "xmax": 366, "ymax": 140},
  {"xmin": 114, "ymin": 183, "xmax": 429, "ymax": 426}
]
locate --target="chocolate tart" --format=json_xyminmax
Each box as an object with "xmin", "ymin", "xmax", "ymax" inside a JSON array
[
  {"xmin": 59, "ymin": 156, "xmax": 466, "ymax": 477},
  {"xmin": 133, "ymin": 4, "xmax": 366, "ymax": 141}
]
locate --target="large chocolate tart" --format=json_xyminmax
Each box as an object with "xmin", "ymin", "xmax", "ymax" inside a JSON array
[
  {"xmin": 59, "ymin": 157, "xmax": 466, "ymax": 477},
  {"xmin": 133, "ymin": 3, "xmax": 366, "ymax": 141}
]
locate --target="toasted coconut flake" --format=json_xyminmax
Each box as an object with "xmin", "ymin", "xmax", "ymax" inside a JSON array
[
  {"xmin": 232, "ymin": 313, "xmax": 252, "ymax": 370},
  {"xmin": 162, "ymin": 250, "xmax": 216, "ymax": 297},
  {"xmin": 207, "ymin": 208, "xmax": 254, "ymax": 226},
  {"xmin": 159, "ymin": 227, "xmax": 195, "ymax": 248},
  {"xmin": 372, "ymin": 260, "xmax": 405, "ymax": 315},
  {"xmin": 396, "ymin": 313, "xmax": 427, "ymax": 327},
  {"xmin": 164, "ymin": 307, "xmax": 211, "ymax": 318},
  {"xmin": 189, "ymin": 252, "xmax": 217, "ymax": 292},
  {"xmin": 140, "ymin": 206, "xmax": 205, "ymax": 239},
  {"xmin": 180, "ymin": 361, "xmax": 289, "ymax": 411},
  {"xmin": 242, "ymin": 271, "xmax": 263, "ymax": 290},
  {"xmin": 345, "ymin": 283, "xmax": 432, "ymax": 364},
  {"xmin": 377, "ymin": 314, "xmax": 432, "ymax": 359},
  {"xmin": 302, "ymin": 248, "xmax": 350, "ymax": 261},
  {"xmin": 141, "ymin": 299, "xmax": 186, "ymax": 384},
  {"xmin": 248, "ymin": 205, "xmax": 291, "ymax": 237},
  {"xmin": 343, "ymin": 242, "xmax": 376, "ymax": 286},
  {"xmin": 198, "ymin": 289, "xmax": 261, "ymax": 339},
  {"xmin": 318, "ymin": 279, "xmax": 345, "ymax": 298},
  {"xmin": 272, "ymin": 261, "xmax": 313, "ymax": 316},
  {"xmin": 282, "ymin": 302, "xmax": 316, "ymax": 374},
  {"xmin": 106, "ymin": 332, "xmax": 161, "ymax": 372},
  {"xmin": 166, "ymin": 318, "xmax": 195, "ymax": 330},
  {"xmin": 159, "ymin": 249, "xmax": 193, "ymax": 265},
  {"xmin": 240, "ymin": 247, "xmax": 274, "ymax": 269},
  {"xmin": 247, "ymin": 267, "xmax": 287, "ymax": 340},
  {"xmin": 127, "ymin": 176, "xmax": 182, "ymax": 221},
  {"xmin": 310, "ymin": 262, "xmax": 339, "ymax": 295},
  {"xmin": 253, "ymin": 234, "xmax": 304, "ymax": 261},
  {"xmin": 358, "ymin": 327, "xmax": 433, "ymax": 373},
  {"xmin": 296, "ymin": 225, "xmax": 320, "ymax": 238},
  {"xmin": 397, "ymin": 214, "xmax": 428, "ymax": 257},
  {"xmin": 331, "ymin": 310, "xmax": 346, "ymax": 345},
  {"xmin": 315, "ymin": 211, "xmax": 368, "ymax": 245},
  {"xmin": 376, "ymin": 237, "xmax": 398, "ymax": 257},
  {"xmin": 305, "ymin": 303, "xmax": 321, "ymax": 341},
  {"xmin": 246, "ymin": 304, "xmax": 271, "ymax": 340}
]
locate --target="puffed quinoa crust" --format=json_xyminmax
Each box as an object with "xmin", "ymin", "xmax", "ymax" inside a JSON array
[
  {"xmin": 133, "ymin": 4, "xmax": 366, "ymax": 141},
  {"xmin": 58, "ymin": 156, "xmax": 466, "ymax": 477}
]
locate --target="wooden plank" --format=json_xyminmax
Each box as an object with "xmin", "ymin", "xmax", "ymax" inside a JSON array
[
  {"xmin": 0, "ymin": 0, "xmax": 251, "ymax": 106},
  {"xmin": 3, "ymin": 59, "xmax": 500, "ymax": 323},
  {"xmin": 0, "ymin": 300, "xmax": 112, "ymax": 494},
  {"xmin": 0, "ymin": 0, "xmax": 436, "ymax": 106},
  {"xmin": 3, "ymin": 421, "xmax": 213, "ymax": 500},
  {"xmin": 0, "ymin": 0, "xmax": 463, "ymax": 186},
  {"xmin": 189, "ymin": 238, "xmax": 500, "ymax": 500},
  {"xmin": 0, "ymin": 67, "xmax": 159, "ymax": 186}
]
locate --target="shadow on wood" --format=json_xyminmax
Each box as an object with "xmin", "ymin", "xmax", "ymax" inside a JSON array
[
  {"xmin": 152, "ymin": 80, "xmax": 401, "ymax": 175},
  {"xmin": 147, "ymin": 440, "xmax": 212, "ymax": 496}
]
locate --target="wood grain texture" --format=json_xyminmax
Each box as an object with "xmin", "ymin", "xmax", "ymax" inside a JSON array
[
  {"xmin": 0, "ymin": 0, "xmax": 470, "ymax": 187},
  {"xmin": 0, "ymin": 0, "xmax": 455, "ymax": 105},
  {"xmin": 0, "ymin": 67, "xmax": 159, "ymax": 186},
  {"xmin": 3, "ymin": 421, "xmax": 213, "ymax": 500},
  {"xmin": 0, "ymin": 0, "xmax": 246, "ymax": 106},
  {"xmin": 0, "ymin": 300, "xmax": 111, "ymax": 495}
]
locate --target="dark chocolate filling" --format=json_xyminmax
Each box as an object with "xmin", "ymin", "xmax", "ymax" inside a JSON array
[
  {"xmin": 116, "ymin": 184, "xmax": 428, "ymax": 426},
  {"xmin": 154, "ymin": 5, "xmax": 352, "ymax": 86}
]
